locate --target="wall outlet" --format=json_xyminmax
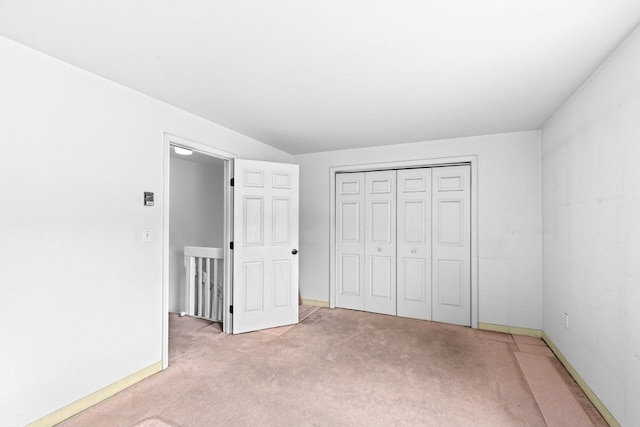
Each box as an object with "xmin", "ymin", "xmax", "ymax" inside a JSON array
[{"xmin": 563, "ymin": 313, "xmax": 569, "ymax": 329}]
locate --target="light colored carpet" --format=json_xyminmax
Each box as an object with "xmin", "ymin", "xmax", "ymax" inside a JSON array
[{"xmin": 58, "ymin": 307, "xmax": 606, "ymax": 427}]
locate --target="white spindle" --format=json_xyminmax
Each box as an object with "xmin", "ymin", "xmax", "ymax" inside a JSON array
[
  {"xmin": 197, "ymin": 257, "xmax": 203, "ymax": 316},
  {"xmin": 186, "ymin": 256, "xmax": 196, "ymax": 315},
  {"xmin": 204, "ymin": 257, "xmax": 211, "ymax": 318},
  {"xmin": 184, "ymin": 246, "xmax": 224, "ymax": 322},
  {"xmin": 213, "ymin": 260, "xmax": 219, "ymax": 320}
]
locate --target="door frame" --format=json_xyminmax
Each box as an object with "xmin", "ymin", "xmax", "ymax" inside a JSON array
[
  {"xmin": 162, "ymin": 133, "xmax": 236, "ymax": 369},
  {"xmin": 329, "ymin": 155, "xmax": 479, "ymax": 329}
]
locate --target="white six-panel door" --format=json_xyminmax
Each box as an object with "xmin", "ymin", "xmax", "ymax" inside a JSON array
[
  {"xmin": 364, "ymin": 170, "xmax": 397, "ymax": 315},
  {"xmin": 335, "ymin": 165, "xmax": 471, "ymax": 326},
  {"xmin": 397, "ymin": 168, "xmax": 432, "ymax": 320},
  {"xmin": 335, "ymin": 173, "xmax": 365, "ymax": 311},
  {"xmin": 232, "ymin": 159, "xmax": 299, "ymax": 334},
  {"xmin": 431, "ymin": 165, "xmax": 471, "ymax": 326}
]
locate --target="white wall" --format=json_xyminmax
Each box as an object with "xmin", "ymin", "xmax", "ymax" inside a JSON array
[
  {"xmin": 541, "ymin": 28, "xmax": 639, "ymax": 427},
  {"xmin": 0, "ymin": 36, "xmax": 292, "ymax": 426},
  {"xmin": 294, "ymin": 130, "xmax": 543, "ymax": 329},
  {"xmin": 169, "ymin": 157, "xmax": 225, "ymax": 313}
]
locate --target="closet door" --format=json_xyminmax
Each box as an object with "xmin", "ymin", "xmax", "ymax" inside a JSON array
[
  {"xmin": 431, "ymin": 165, "xmax": 471, "ymax": 326},
  {"xmin": 397, "ymin": 168, "xmax": 432, "ymax": 320},
  {"xmin": 364, "ymin": 170, "xmax": 397, "ymax": 315},
  {"xmin": 335, "ymin": 173, "xmax": 365, "ymax": 310}
]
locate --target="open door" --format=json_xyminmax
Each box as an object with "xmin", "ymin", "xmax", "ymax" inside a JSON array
[{"xmin": 232, "ymin": 159, "xmax": 299, "ymax": 333}]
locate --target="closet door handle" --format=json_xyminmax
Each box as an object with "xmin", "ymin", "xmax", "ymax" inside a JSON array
[
  {"xmin": 377, "ymin": 247, "xmax": 382, "ymax": 252},
  {"xmin": 292, "ymin": 249, "xmax": 298, "ymax": 255}
]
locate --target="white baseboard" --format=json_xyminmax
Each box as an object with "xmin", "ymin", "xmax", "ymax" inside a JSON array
[
  {"xmin": 27, "ymin": 361, "xmax": 163, "ymax": 427},
  {"xmin": 542, "ymin": 333, "xmax": 619, "ymax": 427},
  {"xmin": 301, "ymin": 299, "xmax": 329, "ymax": 307},
  {"xmin": 478, "ymin": 322, "xmax": 542, "ymax": 337}
]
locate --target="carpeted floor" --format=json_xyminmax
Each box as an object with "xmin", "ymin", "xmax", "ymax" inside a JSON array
[{"xmin": 58, "ymin": 307, "xmax": 606, "ymax": 427}]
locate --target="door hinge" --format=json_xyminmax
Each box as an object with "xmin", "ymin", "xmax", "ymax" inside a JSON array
[
  {"xmin": 230, "ymin": 241, "xmax": 234, "ymax": 250},
  {"xmin": 230, "ymin": 178, "xmax": 234, "ymax": 187},
  {"xmin": 229, "ymin": 305, "xmax": 233, "ymax": 314}
]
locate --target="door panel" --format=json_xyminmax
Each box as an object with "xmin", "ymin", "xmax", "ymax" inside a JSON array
[
  {"xmin": 364, "ymin": 170, "xmax": 396, "ymax": 315},
  {"xmin": 273, "ymin": 198, "xmax": 291, "ymax": 244},
  {"xmin": 402, "ymin": 258, "xmax": 426, "ymax": 301},
  {"xmin": 437, "ymin": 259, "xmax": 463, "ymax": 306},
  {"xmin": 340, "ymin": 203, "xmax": 360, "ymax": 241},
  {"xmin": 370, "ymin": 256, "xmax": 392, "ymax": 298},
  {"xmin": 438, "ymin": 199, "xmax": 463, "ymax": 245},
  {"xmin": 403, "ymin": 200, "xmax": 426, "ymax": 243},
  {"xmin": 244, "ymin": 197, "xmax": 264, "ymax": 245},
  {"xmin": 432, "ymin": 165, "xmax": 470, "ymax": 326},
  {"xmin": 336, "ymin": 173, "xmax": 366, "ymax": 310},
  {"xmin": 273, "ymin": 172, "xmax": 291, "ymax": 188},
  {"xmin": 273, "ymin": 260, "xmax": 291, "ymax": 307},
  {"xmin": 371, "ymin": 178, "xmax": 392, "ymax": 193},
  {"xmin": 233, "ymin": 159, "xmax": 298, "ymax": 333},
  {"xmin": 339, "ymin": 254, "xmax": 361, "ymax": 296},
  {"xmin": 397, "ymin": 168, "xmax": 432, "ymax": 320},
  {"xmin": 243, "ymin": 262, "xmax": 264, "ymax": 312},
  {"xmin": 370, "ymin": 201, "xmax": 392, "ymax": 242},
  {"xmin": 438, "ymin": 175, "xmax": 464, "ymax": 191}
]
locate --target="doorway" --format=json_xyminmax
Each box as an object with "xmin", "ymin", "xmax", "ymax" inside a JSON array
[
  {"xmin": 162, "ymin": 134, "xmax": 235, "ymax": 368},
  {"xmin": 329, "ymin": 156, "xmax": 479, "ymax": 328},
  {"xmin": 162, "ymin": 134, "xmax": 301, "ymax": 368},
  {"xmin": 168, "ymin": 148, "xmax": 225, "ymax": 317}
]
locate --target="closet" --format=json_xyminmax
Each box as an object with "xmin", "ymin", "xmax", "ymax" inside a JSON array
[{"xmin": 335, "ymin": 165, "xmax": 471, "ymax": 326}]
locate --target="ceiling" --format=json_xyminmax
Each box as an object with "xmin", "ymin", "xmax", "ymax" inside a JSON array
[{"xmin": 1, "ymin": 1, "xmax": 639, "ymax": 155}]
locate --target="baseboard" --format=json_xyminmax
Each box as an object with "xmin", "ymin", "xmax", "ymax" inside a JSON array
[
  {"xmin": 301, "ymin": 299, "xmax": 330, "ymax": 307},
  {"xmin": 541, "ymin": 333, "xmax": 619, "ymax": 427},
  {"xmin": 27, "ymin": 361, "xmax": 163, "ymax": 427},
  {"xmin": 477, "ymin": 322, "xmax": 542, "ymax": 337}
]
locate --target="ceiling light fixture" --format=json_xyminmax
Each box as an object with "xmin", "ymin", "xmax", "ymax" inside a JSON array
[{"xmin": 174, "ymin": 147, "xmax": 193, "ymax": 155}]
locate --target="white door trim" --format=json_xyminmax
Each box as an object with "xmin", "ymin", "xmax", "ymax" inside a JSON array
[
  {"xmin": 162, "ymin": 133, "xmax": 236, "ymax": 369},
  {"xmin": 329, "ymin": 155, "xmax": 479, "ymax": 329}
]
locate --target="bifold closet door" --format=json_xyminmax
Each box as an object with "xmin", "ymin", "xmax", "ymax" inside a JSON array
[
  {"xmin": 336, "ymin": 173, "xmax": 365, "ymax": 311},
  {"xmin": 336, "ymin": 165, "xmax": 471, "ymax": 326},
  {"xmin": 335, "ymin": 170, "xmax": 396, "ymax": 315},
  {"xmin": 364, "ymin": 170, "xmax": 396, "ymax": 315},
  {"xmin": 431, "ymin": 165, "xmax": 471, "ymax": 326},
  {"xmin": 397, "ymin": 168, "xmax": 432, "ymax": 320}
]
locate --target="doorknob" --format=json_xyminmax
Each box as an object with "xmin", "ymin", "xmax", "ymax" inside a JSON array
[{"xmin": 292, "ymin": 249, "xmax": 298, "ymax": 255}]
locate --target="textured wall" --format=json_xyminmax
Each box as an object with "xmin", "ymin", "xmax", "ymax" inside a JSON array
[{"xmin": 541, "ymin": 28, "xmax": 640, "ymax": 426}]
